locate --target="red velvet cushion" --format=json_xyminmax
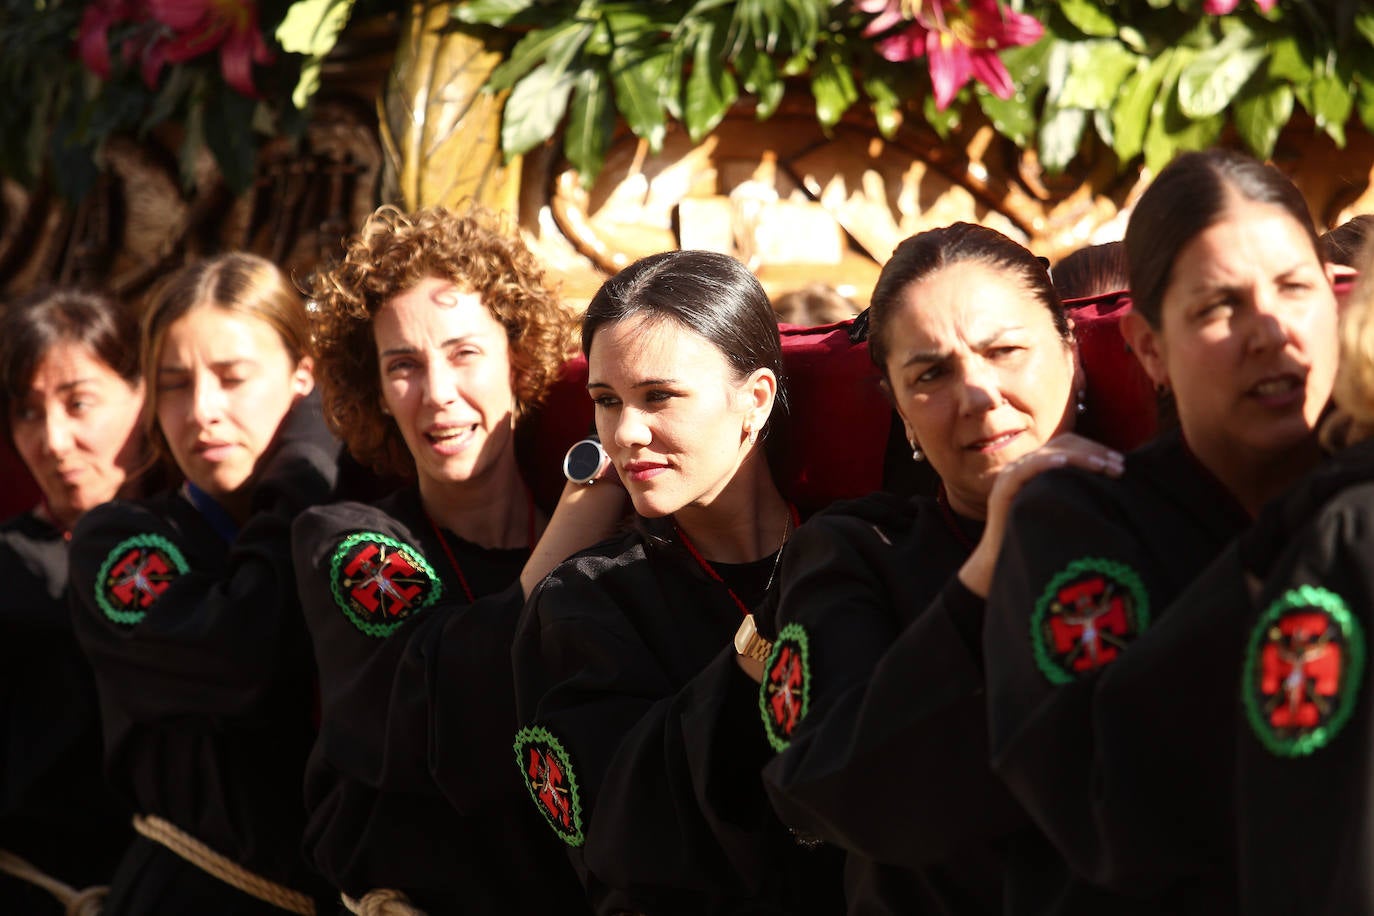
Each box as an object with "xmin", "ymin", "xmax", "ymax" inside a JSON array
[{"xmin": 1065, "ymin": 290, "xmax": 1159, "ymax": 453}]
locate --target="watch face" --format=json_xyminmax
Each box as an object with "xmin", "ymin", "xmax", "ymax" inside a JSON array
[{"xmin": 564, "ymin": 439, "xmax": 606, "ymax": 482}]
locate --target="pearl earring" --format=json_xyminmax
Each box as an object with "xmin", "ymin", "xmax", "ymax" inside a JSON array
[
  {"xmin": 910, "ymin": 440, "xmax": 924, "ymax": 462},
  {"xmin": 1075, "ymin": 389, "xmax": 1087, "ymax": 415}
]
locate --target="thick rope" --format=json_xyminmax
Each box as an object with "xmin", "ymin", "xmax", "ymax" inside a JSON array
[
  {"xmin": 0, "ymin": 848, "xmax": 107, "ymax": 915},
  {"xmin": 340, "ymin": 888, "xmax": 427, "ymax": 915},
  {"xmin": 132, "ymin": 815, "xmax": 315, "ymax": 915}
]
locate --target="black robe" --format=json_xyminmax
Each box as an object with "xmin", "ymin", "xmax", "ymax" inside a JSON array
[
  {"xmin": 1229, "ymin": 456, "xmax": 1374, "ymax": 915},
  {"xmin": 0, "ymin": 512, "xmax": 130, "ymax": 912},
  {"xmin": 512, "ymin": 518, "xmax": 847, "ymax": 916},
  {"xmin": 291, "ymin": 487, "xmax": 589, "ymax": 913},
  {"xmin": 984, "ymin": 429, "xmax": 1250, "ymax": 914},
  {"xmin": 68, "ymin": 402, "xmax": 338, "ymax": 914},
  {"xmin": 759, "ymin": 491, "xmax": 1025, "ymax": 914}
]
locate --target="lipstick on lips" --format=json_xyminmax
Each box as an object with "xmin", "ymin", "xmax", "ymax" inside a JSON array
[{"xmin": 623, "ymin": 459, "xmax": 669, "ymax": 483}]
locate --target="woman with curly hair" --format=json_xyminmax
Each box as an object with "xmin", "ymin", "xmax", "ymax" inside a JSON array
[{"xmin": 292, "ymin": 205, "xmax": 616, "ymax": 913}]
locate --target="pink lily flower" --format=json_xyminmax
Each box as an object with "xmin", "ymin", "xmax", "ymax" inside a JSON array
[
  {"xmin": 856, "ymin": 0, "xmax": 1045, "ymax": 111},
  {"xmin": 144, "ymin": 0, "xmax": 274, "ymax": 97}
]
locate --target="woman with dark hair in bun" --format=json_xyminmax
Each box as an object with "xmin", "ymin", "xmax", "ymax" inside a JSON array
[
  {"xmin": 0, "ymin": 288, "xmax": 145, "ymax": 913},
  {"xmin": 984, "ymin": 148, "xmax": 1341, "ymax": 912},
  {"xmin": 511, "ymin": 248, "xmax": 846, "ymax": 915},
  {"xmin": 759, "ymin": 223, "xmax": 1121, "ymax": 914}
]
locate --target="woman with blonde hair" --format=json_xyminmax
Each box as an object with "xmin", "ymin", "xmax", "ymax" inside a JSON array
[
  {"xmin": 70, "ymin": 252, "xmax": 338, "ymax": 914},
  {"xmin": 291, "ymin": 205, "xmax": 612, "ymax": 912}
]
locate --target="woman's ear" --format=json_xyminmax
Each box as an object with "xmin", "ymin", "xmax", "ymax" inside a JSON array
[
  {"xmin": 744, "ymin": 367, "xmax": 777, "ymax": 421},
  {"xmin": 291, "ymin": 356, "xmax": 316, "ymax": 399},
  {"xmin": 1119, "ymin": 311, "xmax": 1168, "ymax": 388}
]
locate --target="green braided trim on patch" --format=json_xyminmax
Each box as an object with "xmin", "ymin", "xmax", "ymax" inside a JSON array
[
  {"xmin": 760, "ymin": 623, "xmax": 811, "ymax": 753},
  {"xmin": 1242, "ymin": 584, "xmax": 1365, "ymax": 758},
  {"xmin": 1030, "ymin": 556, "xmax": 1151, "ymax": 685},
  {"xmin": 513, "ymin": 725, "xmax": 586, "ymax": 847},
  {"xmin": 94, "ymin": 533, "xmax": 189, "ymax": 626},
  {"xmin": 327, "ymin": 532, "xmax": 442, "ymax": 639}
]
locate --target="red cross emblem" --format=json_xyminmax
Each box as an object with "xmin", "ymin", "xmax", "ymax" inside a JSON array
[
  {"xmin": 1258, "ymin": 611, "xmax": 1342, "ymax": 733},
  {"xmin": 527, "ymin": 745, "xmax": 573, "ymax": 830},
  {"xmin": 1047, "ymin": 575, "xmax": 1136, "ymax": 673},
  {"xmin": 106, "ymin": 546, "xmax": 178, "ymax": 610},
  {"xmin": 342, "ymin": 542, "xmax": 429, "ymax": 621}
]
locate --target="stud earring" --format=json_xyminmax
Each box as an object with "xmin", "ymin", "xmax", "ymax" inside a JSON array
[{"xmin": 1075, "ymin": 389, "xmax": 1087, "ymax": 415}]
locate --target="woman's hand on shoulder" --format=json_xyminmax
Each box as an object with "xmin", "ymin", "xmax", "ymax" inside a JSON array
[
  {"xmin": 959, "ymin": 433, "xmax": 1124, "ymax": 598},
  {"xmin": 519, "ymin": 463, "xmax": 629, "ymax": 598}
]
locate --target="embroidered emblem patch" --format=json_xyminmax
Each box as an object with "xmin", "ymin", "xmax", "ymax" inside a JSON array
[
  {"xmin": 761, "ymin": 623, "xmax": 811, "ymax": 752},
  {"xmin": 95, "ymin": 534, "xmax": 189, "ymax": 626},
  {"xmin": 513, "ymin": 726, "xmax": 585, "ymax": 847},
  {"xmin": 1242, "ymin": 585, "xmax": 1364, "ymax": 758},
  {"xmin": 1031, "ymin": 557, "xmax": 1149, "ymax": 684},
  {"xmin": 328, "ymin": 533, "xmax": 442, "ymax": 638}
]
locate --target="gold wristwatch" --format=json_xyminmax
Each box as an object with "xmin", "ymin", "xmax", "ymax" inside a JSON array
[{"xmin": 734, "ymin": 614, "xmax": 774, "ymax": 662}]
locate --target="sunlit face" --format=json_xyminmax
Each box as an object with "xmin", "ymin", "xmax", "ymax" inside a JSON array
[
  {"xmin": 588, "ymin": 315, "xmax": 773, "ymax": 519},
  {"xmin": 1126, "ymin": 198, "xmax": 1338, "ymax": 469},
  {"xmin": 10, "ymin": 341, "xmax": 145, "ymax": 528},
  {"xmin": 155, "ymin": 306, "xmax": 313, "ymax": 504},
  {"xmin": 884, "ymin": 260, "xmax": 1077, "ymax": 518},
  {"xmin": 375, "ymin": 277, "xmax": 518, "ymax": 493}
]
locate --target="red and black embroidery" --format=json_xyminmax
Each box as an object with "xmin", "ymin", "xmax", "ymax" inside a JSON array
[
  {"xmin": 329, "ymin": 533, "xmax": 442, "ymax": 638},
  {"xmin": 1243, "ymin": 585, "xmax": 1364, "ymax": 757},
  {"xmin": 95, "ymin": 534, "xmax": 189, "ymax": 626},
  {"xmin": 761, "ymin": 623, "xmax": 810, "ymax": 752},
  {"xmin": 514, "ymin": 726, "xmax": 584, "ymax": 846},
  {"xmin": 1031, "ymin": 557, "xmax": 1150, "ymax": 684}
]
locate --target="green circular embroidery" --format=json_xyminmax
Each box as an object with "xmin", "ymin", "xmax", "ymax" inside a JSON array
[
  {"xmin": 760, "ymin": 623, "xmax": 811, "ymax": 753},
  {"xmin": 1030, "ymin": 557, "xmax": 1150, "ymax": 685},
  {"xmin": 1242, "ymin": 585, "xmax": 1365, "ymax": 758},
  {"xmin": 328, "ymin": 532, "xmax": 442, "ymax": 638},
  {"xmin": 514, "ymin": 725, "xmax": 585, "ymax": 847},
  {"xmin": 95, "ymin": 534, "xmax": 190, "ymax": 626}
]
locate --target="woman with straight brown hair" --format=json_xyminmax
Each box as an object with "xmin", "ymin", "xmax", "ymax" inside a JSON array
[{"xmin": 70, "ymin": 252, "xmax": 338, "ymax": 914}]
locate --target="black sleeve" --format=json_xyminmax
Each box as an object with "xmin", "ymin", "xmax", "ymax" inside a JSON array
[
  {"xmin": 1234, "ymin": 484, "xmax": 1374, "ymax": 916},
  {"xmin": 512, "ymin": 559, "xmax": 819, "ymax": 915},
  {"xmin": 983, "ymin": 471, "xmax": 1155, "ymax": 886},
  {"xmin": 292, "ymin": 504, "xmax": 527, "ymax": 810},
  {"xmin": 761, "ymin": 514, "xmax": 1024, "ymax": 866}
]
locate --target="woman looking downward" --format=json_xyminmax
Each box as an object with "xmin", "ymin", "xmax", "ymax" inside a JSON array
[
  {"xmin": 70, "ymin": 253, "xmax": 338, "ymax": 914},
  {"xmin": 512, "ymin": 249, "xmax": 845, "ymax": 915}
]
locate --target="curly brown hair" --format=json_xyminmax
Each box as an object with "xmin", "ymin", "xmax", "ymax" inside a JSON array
[{"xmin": 308, "ymin": 205, "xmax": 575, "ymax": 476}]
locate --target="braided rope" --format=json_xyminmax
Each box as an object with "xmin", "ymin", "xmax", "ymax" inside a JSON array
[
  {"xmin": 0, "ymin": 848, "xmax": 107, "ymax": 915},
  {"xmin": 340, "ymin": 888, "xmax": 427, "ymax": 915},
  {"xmin": 132, "ymin": 815, "xmax": 315, "ymax": 915}
]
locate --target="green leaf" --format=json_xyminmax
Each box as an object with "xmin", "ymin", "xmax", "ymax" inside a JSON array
[
  {"xmin": 1043, "ymin": 38, "xmax": 1073, "ymax": 105},
  {"xmin": 610, "ymin": 46, "xmax": 670, "ymax": 150},
  {"xmin": 1060, "ymin": 40, "xmax": 1140, "ymax": 109},
  {"xmin": 1355, "ymin": 8, "xmax": 1374, "ymax": 46},
  {"xmin": 976, "ymin": 83, "xmax": 1035, "ymax": 147},
  {"xmin": 863, "ymin": 70, "xmax": 903, "ymax": 137},
  {"xmin": 203, "ymin": 86, "xmax": 258, "ymax": 194},
  {"xmin": 1309, "ymin": 67, "xmax": 1353, "ymax": 146},
  {"xmin": 1058, "ymin": 0, "xmax": 1116, "ymax": 38},
  {"xmin": 922, "ymin": 94, "xmax": 961, "ymax": 137},
  {"xmin": 276, "ymin": 0, "xmax": 354, "ymax": 54},
  {"xmin": 1111, "ymin": 50, "xmax": 1172, "ymax": 165},
  {"xmin": 1177, "ymin": 36, "xmax": 1266, "ymax": 119},
  {"xmin": 1143, "ymin": 50, "xmax": 1222, "ymax": 174},
  {"xmin": 453, "ymin": 0, "xmax": 534, "ymax": 28},
  {"xmin": 565, "ymin": 67, "xmax": 615, "ymax": 186},
  {"xmin": 1266, "ymin": 35, "xmax": 1312, "ymax": 85},
  {"xmin": 488, "ymin": 20, "xmax": 592, "ymax": 92},
  {"xmin": 1233, "ymin": 81, "xmax": 1293, "ymax": 159},
  {"xmin": 683, "ymin": 21, "xmax": 737, "ymax": 142},
  {"xmin": 810, "ymin": 44, "xmax": 857, "ymax": 128},
  {"xmin": 501, "ymin": 59, "xmax": 577, "ymax": 157},
  {"xmin": 1039, "ymin": 106, "xmax": 1087, "ymax": 173}
]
